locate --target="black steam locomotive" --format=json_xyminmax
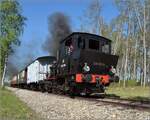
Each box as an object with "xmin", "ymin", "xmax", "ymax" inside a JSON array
[
  {"xmin": 46, "ymin": 32, "xmax": 119, "ymax": 96},
  {"xmin": 11, "ymin": 32, "xmax": 119, "ymax": 96}
]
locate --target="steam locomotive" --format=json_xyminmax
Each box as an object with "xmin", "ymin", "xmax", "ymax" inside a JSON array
[{"xmin": 11, "ymin": 32, "xmax": 119, "ymax": 96}]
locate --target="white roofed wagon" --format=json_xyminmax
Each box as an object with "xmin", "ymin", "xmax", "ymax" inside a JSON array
[
  {"xmin": 27, "ymin": 56, "xmax": 56, "ymax": 84},
  {"xmin": 13, "ymin": 56, "xmax": 56, "ymax": 85}
]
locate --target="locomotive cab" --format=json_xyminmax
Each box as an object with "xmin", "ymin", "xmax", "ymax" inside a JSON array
[{"xmin": 57, "ymin": 32, "xmax": 119, "ymax": 95}]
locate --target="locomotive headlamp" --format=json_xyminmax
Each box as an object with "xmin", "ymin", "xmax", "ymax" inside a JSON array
[
  {"xmin": 71, "ymin": 75, "xmax": 74, "ymax": 80},
  {"xmin": 83, "ymin": 63, "xmax": 90, "ymax": 72},
  {"xmin": 110, "ymin": 66, "xmax": 116, "ymax": 74}
]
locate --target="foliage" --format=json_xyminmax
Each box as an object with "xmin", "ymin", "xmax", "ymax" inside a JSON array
[
  {"xmin": 80, "ymin": 0, "xmax": 102, "ymax": 34},
  {"xmin": 80, "ymin": 0, "xmax": 150, "ymax": 87},
  {"xmin": 0, "ymin": 0, "xmax": 26, "ymax": 84},
  {"xmin": 0, "ymin": 0, "xmax": 26, "ymax": 51}
]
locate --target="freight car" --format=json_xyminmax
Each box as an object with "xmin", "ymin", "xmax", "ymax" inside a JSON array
[
  {"xmin": 10, "ymin": 75, "xmax": 18, "ymax": 87},
  {"xmin": 11, "ymin": 32, "xmax": 119, "ymax": 97},
  {"xmin": 11, "ymin": 56, "xmax": 56, "ymax": 90}
]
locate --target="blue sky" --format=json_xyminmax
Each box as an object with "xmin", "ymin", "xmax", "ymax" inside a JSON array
[
  {"xmin": 9, "ymin": 0, "xmax": 119, "ymax": 70},
  {"xmin": 19, "ymin": 0, "xmax": 118, "ymax": 55}
]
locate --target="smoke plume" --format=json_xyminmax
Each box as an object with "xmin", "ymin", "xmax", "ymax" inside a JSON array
[
  {"xmin": 6, "ymin": 12, "xmax": 72, "ymax": 79},
  {"xmin": 43, "ymin": 12, "xmax": 72, "ymax": 56},
  {"xmin": 6, "ymin": 38, "xmax": 41, "ymax": 78}
]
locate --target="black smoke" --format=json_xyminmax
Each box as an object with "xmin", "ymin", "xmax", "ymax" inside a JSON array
[
  {"xmin": 6, "ymin": 12, "xmax": 72, "ymax": 78},
  {"xmin": 6, "ymin": 38, "xmax": 41, "ymax": 78},
  {"xmin": 43, "ymin": 12, "xmax": 72, "ymax": 56}
]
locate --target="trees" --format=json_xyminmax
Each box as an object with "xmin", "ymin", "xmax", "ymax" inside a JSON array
[
  {"xmin": 80, "ymin": 0, "xmax": 150, "ymax": 86},
  {"xmin": 80, "ymin": 0, "xmax": 103, "ymax": 35},
  {"xmin": 111, "ymin": 0, "xmax": 150, "ymax": 87},
  {"xmin": 0, "ymin": 0, "xmax": 26, "ymax": 86}
]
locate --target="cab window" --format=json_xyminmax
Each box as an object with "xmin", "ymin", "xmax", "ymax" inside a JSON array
[
  {"xmin": 65, "ymin": 38, "xmax": 72, "ymax": 46},
  {"xmin": 101, "ymin": 42, "xmax": 110, "ymax": 54},
  {"xmin": 89, "ymin": 39, "xmax": 99, "ymax": 50},
  {"xmin": 78, "ymin": 37, "xmax": 85, "ymax": 49},
  {"xmin": 65, "ymin": 38, "xmax": 73, "ymax": 55}
]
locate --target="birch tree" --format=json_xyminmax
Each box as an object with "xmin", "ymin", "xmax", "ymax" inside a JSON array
[
  {"xmin": 114, "ymin": 0, "xmax": 149, "ymax": 86},
  {"xmin": 0, "ymin": 0, "xmax": 26, "ymax": 87},
  {"xmin": 80, "ymin": 0, "xmax": 102, "ymax": 35},
  {"xmin": 80, "ymin": 0, "xmax": 150, "ymax": 86}
]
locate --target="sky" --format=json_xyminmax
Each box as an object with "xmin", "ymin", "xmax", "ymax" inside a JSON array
[
  {"xmin": 18, "ymin": 0, "xmax": 118, "ymax": 55},
  {"xmin": 8, "ymin": 0, "xmax": 119, "ymax": 73}
]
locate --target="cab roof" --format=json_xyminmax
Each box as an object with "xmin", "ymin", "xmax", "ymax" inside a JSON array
[
  {"xmin": 17, "ymin": 56, "xmax": 56, "ymax": 74},
  {"xmin": 60, "ymin": 32, "xmax": 112, "ymax": 44}
]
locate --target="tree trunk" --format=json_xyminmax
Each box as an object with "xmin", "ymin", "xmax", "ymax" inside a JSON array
[
  {"xmin": 0, "ymin": 47, "xmax": 2, "ymax": 86},
  {"xmin": 124, "ymin": 19, "xmax": 130, "ymax": 87},
  {"xmin": 133, "ymin": 38, "xmax": 137, "ymax": 80},
  {"xmin": 124, "ymin": 43, "xmax": 128, "ymax": 88},
  {"xmin": 120, "ymin": 53, "xmax": 125, "ymax": 81},
  {"xmin": 113, "ymin": 30, "xmax": 121, "ymax": 55},
  {"xmin": 134, "ymin": 3, "xmax": 147, "ymax": 87},
  {"xmin": 1, "ymin": 55, "xmax": 8, "ymax": 87},
  {"xmin": 143, "ymin": 3, "xmax": 147, "ymax": 87}
]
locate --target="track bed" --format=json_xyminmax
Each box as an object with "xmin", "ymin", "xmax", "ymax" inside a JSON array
[{"xmin": 7, "ymin": 87, "xmax": 150, "ymax": 120}]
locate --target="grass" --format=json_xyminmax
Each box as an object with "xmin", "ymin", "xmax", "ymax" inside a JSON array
[
  {"xmin": 0, "ymin": 87, "xmax": 42, "ymax": 120},
  {"xmin": 106, "ymin": 83, "xmax": 150, "ymax": 101}
]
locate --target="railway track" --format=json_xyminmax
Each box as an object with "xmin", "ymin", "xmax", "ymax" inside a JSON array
[
  {"xmin": 76, "ymin": 95, "xmax": 150, "ymax": 112},
  {"xmin": 8, "ymin": 87, "xmax": 150, "ymax": 112},
  {"xmin": 41, "ymin": 90, "xmax": 150, "ymax": 112}
]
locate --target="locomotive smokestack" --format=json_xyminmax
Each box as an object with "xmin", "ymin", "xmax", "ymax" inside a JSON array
[{"xmin": 43, "ymin": 12, "xmax": 72, "ymax": 56}]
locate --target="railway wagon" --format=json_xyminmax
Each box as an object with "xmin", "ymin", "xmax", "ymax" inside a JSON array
[
  {"xmin": 10, "ymin": 75, "xmax": 17, "ymax": 87},
  {"xmin": 27, "ymin": 56, "xmax": 56, "ymax": 90},
  {"xmin": 14, "ymin": 56, "xmax": 56, "ymax": 90},
  {"xmin": 17, "ymin": 68, "xmax": 27, "ymax": 88}
]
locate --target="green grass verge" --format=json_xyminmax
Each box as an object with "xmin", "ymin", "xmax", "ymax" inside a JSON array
[
  {"xmin": 106, "ymin": 84, "xmax": 150, "ymax": 101},
  {"xmin": 0, "ymin": 87, "xmax": 42, "ymax": 120}
]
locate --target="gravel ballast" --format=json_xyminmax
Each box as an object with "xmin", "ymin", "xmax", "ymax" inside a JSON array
[{"xmin": 8, "ymin": 87, "xmax": 150, "ymax": 120}]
